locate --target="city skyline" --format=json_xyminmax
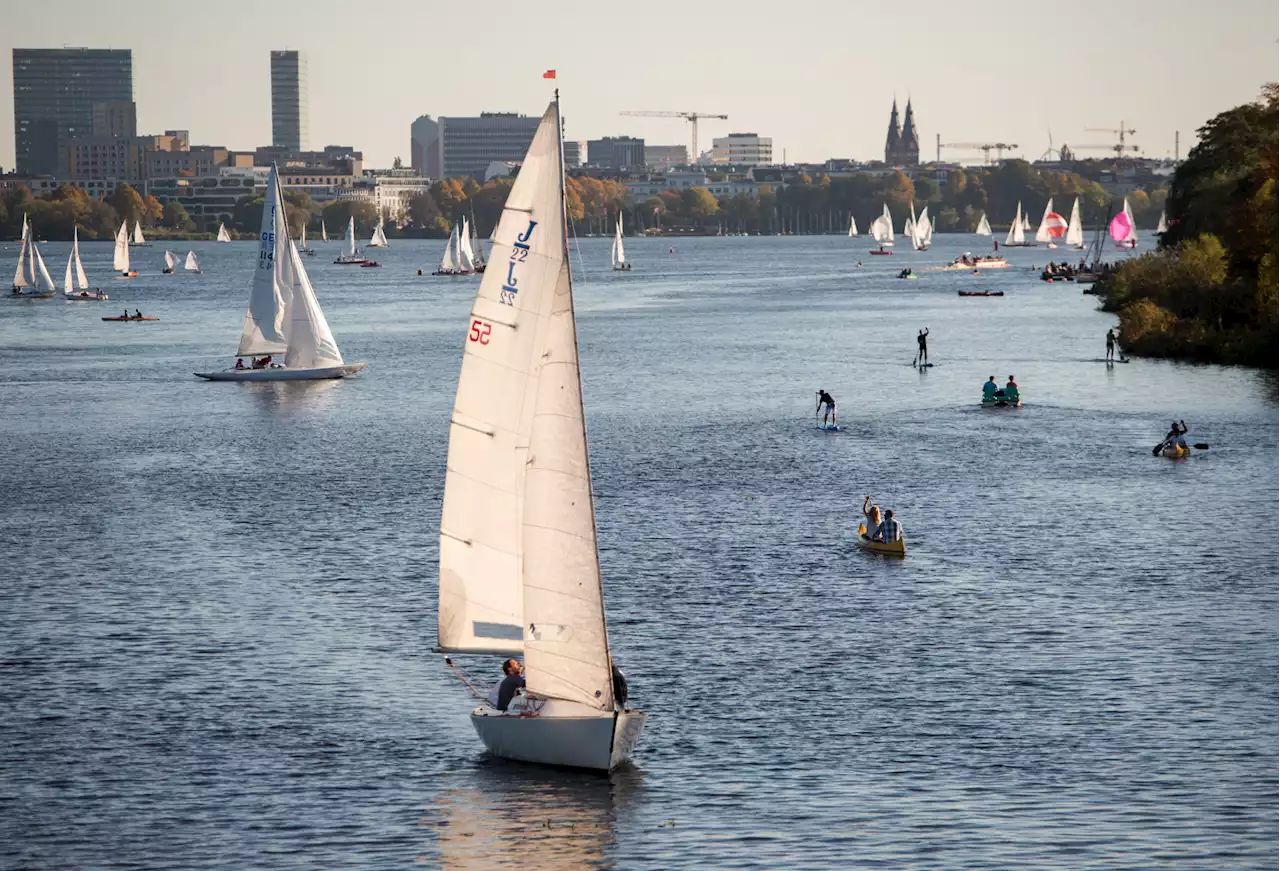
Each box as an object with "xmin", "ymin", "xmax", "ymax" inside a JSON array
[{"xmin": 2, "ymin": 0, "xmax": 1276, "ymax": 172}]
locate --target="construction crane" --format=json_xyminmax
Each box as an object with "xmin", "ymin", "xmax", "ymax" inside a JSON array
[
  {"xmin": 935, "ymin": 138, "xmax": 1019, "ymax": 165},
  {"xmin": 620, "ymin": 111, "xmax": 728, "ymax": 162},
  {"xmin": 1084, "ymin": 123, "xmax": 1139, "ymax": 157}
]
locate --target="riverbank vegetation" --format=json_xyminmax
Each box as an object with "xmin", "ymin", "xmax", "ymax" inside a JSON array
[{"xmin": 1098, "ymin": 85, "xmax": 1277, "ymax": 369}]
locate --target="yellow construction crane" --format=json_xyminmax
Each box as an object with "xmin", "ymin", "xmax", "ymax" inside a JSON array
[
  {"xmin": 619, "ymin": 111, "xmax": 728, "ymax": 162},
  {"xmin": 935, "ymin": 137, "xmax": 1019, "ymax": 164}
]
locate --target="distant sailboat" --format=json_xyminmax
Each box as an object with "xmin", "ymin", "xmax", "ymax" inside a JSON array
[
  {"xmin": 468, "ymin": 218, "xmax": 486, "ymax": 272},
  {"xmin": 433, "ymin": 222, "xmax": 470, "ymax": 276},
  {"xmin": 131, "ymin": 222, "xmax": 150, "ymax": 247},
  {"xmin": 321, "ymin": 220, "xmax": 329, "ymax": 243},
  {"xmin": 368, "ymin": 215, "xmax": 389, "ymax": 248},
  {"xmin": 437, "ymin": 97, "xmax": 645, "ymax": 772},
  {"xmin": 1035, "ymin": 198, "xmax": 1068, "ymax": 248},
  {"xmin": 299, "ymin": 223, "xmax": 314, "ymax": 254},
  {"xmin": 195, "ymin": 165, "xmax": 367, "ymax": 382},
  {"xmin": 612, "ymin": 214, "xmax": 629, "ymax": 270},
  {"xmin": 1065, "ymin": 198, "xmax": 1085, "ymax": 249},
  {"xmin": 913, "ymin": 204, "xmax": 932, "ymax": 250},
  {"xmin": 870, "ymin": 203, "xmax": 895, "ymax": 254},
  {"xmin": 1004, "ymin": 202, "xmax": 1033, "ymax": 247},
  {"xmin": 216, "ymin": 223, "xmax": 232, "ymax": 243},
  {"xmin": 457, "ymin": 218, "xmax": 476, "ymax": 273},
  {"xmin": 185, "ymin": 251, "xmax": 201, "ymax": 273},
  {"xmin": 975, "ymin": 214, "xmax": 992, "ymax": 236},
  {"xmin": 63, "ymin": 227, "xmax": 106, "ymax": 300},
  {"xmin": 1155, "ymin": 210, "xmax": 1168, "ymax": 234},
  {"xmin": 1021, "ymin": 213, "xmax": 1032, "ymax": 232},
  {"xmin": 848, "ymin": 216, "xmax": 858, "ymax": 237},
  {"xmin": 163, "ymin": 249, "xmax": 179, "ymax": 273},
  {"xmin": 113, "ymin": 220, "xmax": 138, "ymax": 277},
  {"xmin": 11, "ymin": 215, "xmax": 57, "ymax": 298},
  {"xmin": 335, "ymin": 216, "xmax": 371, "ymax": 265}
]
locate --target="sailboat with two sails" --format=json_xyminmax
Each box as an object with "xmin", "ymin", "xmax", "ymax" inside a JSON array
[
  {"xmin": 432, "ymin": 220, "xmax": 476, "ymax": 276},
  {"xmin": 63, "ymin": 227, "xmax": 107, "ymax": 300},
  {"xmin": 10, "ymin": 216, "xmax": 58, "ymax": 298},
  {"xmin": 869, "ymin": 203, "xmax": 895, "ymax": 254},
  {"xmin": 368, "ymin": 215, "xmax": 390, "ymax": 249},
  {"xmin": 130, "ymin": 222, "xmax": 151, "ymax": 247},
  {"xmin": 612, "ymin": 214, "xmax": 630, "ymax": 270},
  {"xmin": 1034, "ymin": 198, "xmax": 1069, "ymax": 249},
  {"xmin": 437, "ymin": 96, "xmax": 646, "ymax": 772},
  {"xmin": 1003, "ymin": 202, "xmax": 1036, "ymax": 247},
  {"xmin": 1064, "ymin": 198, "xmax": 1085, "ymax": 250},
  {"xmin": 334, "ymin": 217, "xmax": 374, "ymax": 266},
  {"xmin": 114, "ymin": 221, "xmax": 139, "ymax": 277},
  {"xmin": 195, "ymin": 165, "xmax": 368, "ymax": 382},
  {"xmin": 216, "ymin": 223, "xmax": 232, "ymax": 243}
]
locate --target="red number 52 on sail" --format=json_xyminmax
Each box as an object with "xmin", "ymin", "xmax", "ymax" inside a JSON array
[{"xmin": 469, "ymin": 319, "xmax": 492, "ymax": 345}]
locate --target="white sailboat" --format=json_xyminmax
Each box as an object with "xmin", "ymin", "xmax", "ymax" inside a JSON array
[
  {"xmin": 848, "ymin": 216, "xmax": 858, "ymax": 237},
  {"xmin": 1035, "ymin": 198, "xmax": 1055, "ymax": 246},
  {"xmin": 11, "ymin": 215, "xmax": 58, "ymax": 298},
  {"xmin": 113, "ymin": 220, "xmax": 138, "ymax": 277},
  {"xmin": 1121, "ymin": 198, "xmax": 1139, "ymax": 247},
  {"xmin": 216, "ymin": 223, "xmax": 232, "ymax": 243},
  {"xmin": 185, "ymin": 251, "xmax": 201, "ymax": 273},
  {"xmin": 438, "ymin": 98, "xmax": 645, "ymax": 772},
  {"xmin": 196, "ymin": 165, "xmax": 367, "ymax": 382},
  {"xmin": 913, "ymin": 204, "xmax": 932, "ymax": 250},
  {"xmin": 870, "ymin": 203, "xmax": 895, "ymax": 253},
  {"xmin": 975, "ymin": 214, "xmax": 992, "ymax": 236},
  {"xmin": 1155, "ymin": 210, "xmax": 1168, "ymax": 234},
  {"xmin": 1004, "ymin": 202, "xmax": 1032, "ymax": 246},
  {"xmin": 469, "ymin": 218, "xmax": 486, "ymax": 271},
  {"xmin": 611, "ymin": 214, "xmax": 629, "ymax": 270},
  {"xmin": 1021, "ymin": 213, "xmax": 1032, "ymax": 232},
  {"xmin": 299, "ymin": 223, "xmax": 314, "ymax": 255},
  {"xmin": 1065, "ymin": 197, "xmax": 1085, "ymax": 249},
  {"xmin": 457, "ymin": 218, "xmax": 476, "ymax": 273},
  {"xmin": 321, "ymin": 220, "xmax": 329, "ymax": 243},
  {"xmin": 368, "ymin": 215, "xmax": 389, "ymax": 248},
  {"xmin": 335, "ymin": 216, "xmax": 369, "ymax": 264},
  {"xmin": 163, "ymin": 249, "xmax": 179, "ymax": 273},
  {"xmin": 131, "ymin": 222, "xmax": 150, "ymax": 246},
  {"xmin": 435, "ymin": 224, "xmax": 459, "ymax": 275},
  {"xmin": 64, "ymin": 228, "xmax": 107, "ymax": 300}
]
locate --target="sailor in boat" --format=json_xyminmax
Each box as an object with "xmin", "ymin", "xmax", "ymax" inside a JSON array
[
  {"xmin": 122, "ymin": 309, "xmax": 129, "ymax": 319},
  {"xmin": 815, "ymin": 389, "xmax": 837, "ymax": 428},
  {"xmin": 861, "ymin": 496, "xmax": 882, "ymax": 540},
  {"xmin": 1162, "ymin": 420, "xmax": 1189, "ymax": 452},
  {"xmin": 235, "ymin": 358, "xmax": 245, "ymax": 370},
  {"xmin": 1106, "ymin": 329, "xmax": 1117, "ymax": 362},
  {"xmin": 251, "ymin": 355, "xmax": 274, "ymax": 369},
  {"xmin": 877, "ymin": 509, "xmax": 902, "ymax": 544},
  {"xmin": 1004, "ymin": 376, "xmax": 1020, "ymax": 403},
  {"xmin": 488, "ymin": 659, "xmax": 526, "ymax": 711},
  {"xmin": 914, "ymin": 328, "xmax": 929, "ymax": 366},
  {"xmin": 134, "ymin": 309, "xmax": 142, "ymax": 319},
  {"xmin": 982, "ymin": 376, "xmax": 1000, "ymax": 402}
]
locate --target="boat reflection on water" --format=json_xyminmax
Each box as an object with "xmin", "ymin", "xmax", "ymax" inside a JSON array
[
  {"xmin": 423, "ymin": 762, "xmax": 642, "ymax": 868},
  {"xmin": 243, "ymin": 379, "xmax": 345, "ymax": 417}
]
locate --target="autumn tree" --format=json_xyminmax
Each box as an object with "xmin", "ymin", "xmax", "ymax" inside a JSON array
[{"xmin": 109, "ymin": 184, "xmax": 145, "ymax": 226}]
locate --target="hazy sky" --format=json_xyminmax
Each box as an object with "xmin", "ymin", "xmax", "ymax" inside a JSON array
[{"xmin": 2, "ymin": 0, "xmax": 1276, "ymax": 171}]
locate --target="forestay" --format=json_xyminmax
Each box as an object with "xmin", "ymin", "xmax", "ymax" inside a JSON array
[{"xmin": 236, "ymin": 165, "xmax": 293, "ymax": 356}]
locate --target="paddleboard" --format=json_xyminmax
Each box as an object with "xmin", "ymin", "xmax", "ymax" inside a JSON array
[
  {"xmin": 911, "ymin": 362, "xmax": 936, "ymax": 368},
  {"xmin": 816, "ymin": 424, "xmax": 841, "ymax": 432}
]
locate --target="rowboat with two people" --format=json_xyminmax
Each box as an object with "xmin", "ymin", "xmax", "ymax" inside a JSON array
[
  {"xmin": 857, "ymin": 496, "xmax": 906, "ymax": 556},
  {"xmin": 981, "ymin": 375, "xmax": 1022, "ymax": 407}
]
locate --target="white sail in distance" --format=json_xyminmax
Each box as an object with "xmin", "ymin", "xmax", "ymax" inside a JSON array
[
  {"xmin": 438, "ymin": 225, "xmax": 458, "ymax": 273},
  {"xmin": 976, "ymin": 214, "xmax": 992, "ymax": 235},
  {"xmin": 612, "ymin": 215, "xmax": 626, "ymax": 267},
  {"xmin": 1156, "ymin": 210, "xmax": 1168, "ymax": 234},
  {"xmin": 914, "ymin": 205, "xmax": 932, "ymax": 249},
  {"xmin": 217, "ymin": 223, "xmax": 231, "ymax": 243},
  {"xmin": 185, "ymin": 251, "xmax": 200, "ymax": 272},
  {"xmin": 113, "ymin": 221, "xmax": 131, "ymax": 272},
  {"xmin": 848, "ymin": 216, "xmax": 858, "ymax": 237},
  {"xmin": 13, "ymin": 218, "xmax": 30, "ymax": 288},
  {"xmin": 1005, "ymin": 203, "xmax": 1026, "ymax": 245},
  {"xmin": 73, "ymin": 228, "xmax": 89, "ymax": 289},
  {"xmin": 236, "ymin": 165, "xmax": 294, "ymax": 356},
  {"xmin": 1065, "ymin": 198, "xmax": 1084, "ymax": 247},
  {"xmin": 132, "ymin": 222, "xmax": 146, "ymax": 245},
  {"xmin": 32, "ymin": 242, "xmax": 55, "ymax": 291},
  {"xmin": 164, "ymin": 250, "xmax": 178, "ymax": 270},
  {"xmin": 1122, "ymin": 198, "xmax": 1138, "ymax": 243},
  {"xmin": 321, "ymin": 220, "xmax": 328, "ymax": 243},
  {"xmin": 1035, "ymin": 198, "xmax": 1055, "ymax": 243},
  {"xmin": 344, "ymin": 217, "xmax": 358, "ymax": 258},
  {"xmin": 458, "ymin": 220, "xmax": 475, "ymax": 272}
]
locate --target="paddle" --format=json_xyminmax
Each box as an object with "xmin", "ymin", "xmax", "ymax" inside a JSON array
[{"xmin": 1194, "ymin": 443, "xmax": 1209, "ymax": 450}]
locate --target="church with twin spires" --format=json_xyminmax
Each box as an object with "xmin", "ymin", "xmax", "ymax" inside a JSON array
[{"xmin": 884, "ymin": 98, "xmax": 920, "ymax": 166}]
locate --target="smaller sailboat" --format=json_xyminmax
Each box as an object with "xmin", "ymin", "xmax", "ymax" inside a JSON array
[
  {"xmin": 196, "ymin": 165, "xmax": 367, "ymax": 382},
  {"xmin": 1065, "ymin": 198, "xmax": 1085, "ymax": 249},
  {"xmin": 1155, "ymin": 210, "xmax": 1168, "ymax": 235},
  {"xmin": 1034, "ymin": 198, "xmax": 1068, "ymax": 248},
  {"xmin": 321, "ymin": 220, "xmax": 329, "ymax": 243},
  {"xmin": 975, "ymin": 214, "xmax": 992, "ymax": 236},
  {"xmin": 162, "ymin": 249, "xmax": 179, "ymax": 274},
  {"xmin": 870, "ymin": 203, "xmax": 895, "ymax": 254},
  {"xmin": 913, "ymin": 204, "xmax": 932, "ymax": 250},
  {"xmin": 185, "ymin": 251, "xmax": 201, "ymax": 273},
  {"xmin": 612, "ymin": 214, "xmax": 630, "ymax": 271},
  {"xmin": 64, "ymin": 228, "xmax": 107, "ymax": 300},
  {"xmin": 1021, "ymin": 213, "xmax": 1032, "ymax": 232},
  {"xmin": 848, "ymin": 216, "xmax": 858, "ymax": 237},
  {"xmin": 1111, "ymin": 197, "xmax": 1139, "ymax": 249},
  {"xmin": 131, "ymin": 222, "xmax": 150, "ymax": 247},
  {"xmin": 335, "ymin": 216, "xmax": 372, "ymax": 265},
  {"xmin": 298, "ymin": 223, "xmax": 315, "ymax": 256},
  {"xmin": 216, "ymin": 223, "xmax": 232, "ymax": 243},
  {"xmin": 114, "ymin": 220, "xmax": 138, "ymax": 277},
  {"xmin": 368, "ymin": 215, "xmax": 390, "ymax": 248},
  {"xmin": 1003, "ymin": 202, "xmax": 1035, "ymax": 247},
  {"xmin": 11, "ymin": 216, "xmax": 58, "ymax": 298},
  {"xmin": 468, "ymin": 217, "xmax": 486, "ymax": 272},
  {"xmin": 433, "ymin": 221, "xmax": 473, "ymax": 276}
]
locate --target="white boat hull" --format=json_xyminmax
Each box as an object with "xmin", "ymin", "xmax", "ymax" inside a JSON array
[
  {"xmin": 470, "ymin": 698, "xmax": 646, "ymax": 772},
  {"xmin": 64, "ymin": 290, "xmax": 108, "ymax": 301},
  {"xmin": 194, "ymin": 363, "xmax": 368, "ymax": 381}
]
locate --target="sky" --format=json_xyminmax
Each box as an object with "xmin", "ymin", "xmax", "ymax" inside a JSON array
[{"xmin": 2, "ymin": 0, "xmax": 1276, "ymax": 171}]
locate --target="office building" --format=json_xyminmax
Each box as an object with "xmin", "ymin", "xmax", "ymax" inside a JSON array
[
  {"xmin": 644, "ymin": 144, "xmax": 688, "ymax": 170},
  {"xmin": 12, "ymin": 48, "xmax": 133, "ymax": 175},
  {"xmin": 91, "ymin": 100, "xmax": 137, "ymax": 138},
  {"xmin": 61, "ymin": 132, "xmax": 184, "ymax": 183},
  {"xmin": 587, "ymin": 136, "xmax": 645, "ymax": 171},
  {"xmin": 438, "ymin": 112, "xmax": 542, "ymax": 179},
  {"xmin": 270, "ymin": 50, "xmax": 308, "ymax": 151},
  {"xmin": 707, "ymin": 133, "xmax": 773, "ymax": 166},
  {"xmin": 410, "ymin": 115, "xmax": 440, "ymax": 176},
  {"xmin": 563, "ymin": 140, "xmax": 584, "ymax": 168}
]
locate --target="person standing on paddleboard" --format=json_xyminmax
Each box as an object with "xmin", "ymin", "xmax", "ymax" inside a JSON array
[
  {"xmin": 915, "ymin": 328, "xmax": 929, "ymax": 366},
  {"xmin": 1106, "ymin": 328, "xmax": 1117, "ymax": 362},
  {"xmin": 815, "ymin": 389, "xmax": 836, "ymax": 428}
]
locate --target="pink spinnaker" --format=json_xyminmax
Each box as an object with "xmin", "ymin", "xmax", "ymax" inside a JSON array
[{"xmin": 1109, "ymin": 212, "xmax": 1132, "ymax": 243}]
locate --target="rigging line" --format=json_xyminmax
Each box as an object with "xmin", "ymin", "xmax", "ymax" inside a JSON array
[
  {"xmin": 443, "ymin": 656, "xmax": 490, "ymax": 700},
  {"xmin": 567, "ymin": 215, "xmax": 586, "ymax": 285}
]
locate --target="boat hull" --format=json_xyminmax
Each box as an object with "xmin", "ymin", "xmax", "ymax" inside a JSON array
[
  {"xmin": 857, "ymin": 531, "xmax": 906, "ymax": 557},
  {"xmin": 65, "ymin": 290, "xmax": 108, "ymax": 301},
  {"xmin": 470, "ymin": 700, "xmax": 646, "ymax": 772},
  {"xmin": 102, "ymin": 316, "xmax": 159, "ymax": 321},
  {"xmin": 1161, "ymin": 444, "xmax": 1190, "ymax": 459},
  {"xmin": 981, "ymin": 396, "xmax": 1022, "ymax": 408},
  {"xmin": 11, "ymin": 289, "xmax": 56, "ymax": 298},
  {"xmin": 194, "ymin": 363, "xmax": 368, "ymax": 381}
]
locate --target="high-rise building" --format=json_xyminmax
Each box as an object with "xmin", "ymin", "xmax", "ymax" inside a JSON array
[
  {"xmin": 12, "ymin": 48, "xmax": 133, "ymax": 175},
  {"xmin": 410, "ymin": 115, "xmax": 440, "ymax": 176},
  {"xmin": 563, "ymin": 140, "xmax": 584, "ymax": 168},
  {"xmin": 587, "ymin": 136, "xmax": 645, "ymax": 171},
  {"xmin": 270, "ymin": 50, "xmax": 308, "ymax": 151},
  {"xmin": 438, "ymin": 112, "xmax": 542, "ymax": 179},
  {"xmin": 92, "ymin": 100, "xmax": 137, "ymax": 139},
  {"xmin": 707, "ymin": 133, "xmax": 773, "ymax": 166},
  {"xmin": 644, "ymin": 144, "xmax": 688, "ymax": 170}
]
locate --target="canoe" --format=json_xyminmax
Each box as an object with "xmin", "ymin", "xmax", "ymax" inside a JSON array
[
  {"xmin": 102, "ymin": 316, "xmax": 159, "ymax": 321},
  {"xmin": 857, "ymin": 525, "xmax": 906, "ymax": 557},
  {"xmin": 1161, "ymin": 443, "xmax": 1189, "ymax": 459}
]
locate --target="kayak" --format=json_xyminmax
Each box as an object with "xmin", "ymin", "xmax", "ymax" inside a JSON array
[
  {"xmin": 981, "ymin": 395, "xmax": 1022, "ymax": 408},
  {"xmin": 958, "ymin": 291, "xmax": 1004, "ymax": 297},
  {"xmin": 1161, "ymin": 443, "xmax": 1190, "ymax": 459},
  {"xmin": 102, "ymin": 316, "xmax": 159, "ymax": 321},
  {"xmin": 857, "ymin": 525, "xmax": 906, "ymax": 557}
]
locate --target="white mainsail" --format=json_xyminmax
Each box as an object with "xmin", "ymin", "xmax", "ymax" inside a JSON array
[
  {"xmin": 1065, "ymin": 198, "xmax": 1084, "ymax": 248},
  {"xmin": 1122, "ymin": 198, "xmax": 1138, "ymax": 244},
  {"xmin": 73, "ymin": 228, "xmax": 89, "ymax": 289},
  {"xmin": 132, "ymin": 222, "xmax": 146, "ymax": 245},
  {"xmin": 343, "ymin": 217, "xmax": 358, "ymax": 258},
  {"xmin": 300, "ymin": 224, "xmax": 308, "ymax": 249},
  {"xmin": 236, "ymin": 165, "xmax": 294, "ymax": 356},
  {"xmin": 32, "ymin": 242, "xmax": 55, "ymax": 292},
  {"xmin": 185, "ymin": 251, "xmax": 200, "ymax": 272},
  {"xmin": 113, "ymin": 221, "xmax": 131, "ymax": 272},
  {"xmin": 1035, "ymin": 198, "xmax": 1055, "ymax": 244},
  {"xmin": 13, "ymin": 216, "xmax": 30, "ymax": 288},
  {"xmin": 164, "ymin": 249, "xmax": 178, "ymax": 270},
  {"xmin": 438, "ymin": 225, "xmax": 458, "ymax": 273},
  {"xmin": 1022, "ymin": 213, "xmax": 1032, "ymax": 231},
  {"xmin": 976, "ymin": 214, "xmax": 992, "ymax": 235},
  {"xmin": 321, "ymin": 220, "xmax": 328, "ymax": 243},
  {"xmin": 458, "ymin": 219, "xmax": 476, "ymax": 272},
  {"xmin": 217, "ymin": 223, "xmax": 232, "ymax": 243},
  {"xmin": 470, "ymin": 219, "xmax": 486, "ymax": 268},
  {"xmin": 870, "ymin": 203, "xmax": 894, "ymax": 245},
  {"xmin": 1005, "ymin": 203, "xmax": 1026, "ymax": 245},
  {"xmin": 1156, "ymin": 210, "xmax": 1168, "ymax": 234},
  {"xmin": 369, "ymin": 215, "xmax": 389, "ymax": 248},
  {"xmin": 848, "ymin": 216, "xmax": 858, "ymax": 237},
  {"xmin": 612, "ymin": 215, "xmax": 626, "ymax": 267},
  {"xmin": 914, "ymin": 205, "xmax": 932, "ymax": 249},
  {"xmin": 284, "ymin": 242, "xmax": 344, "ymax": 370}
]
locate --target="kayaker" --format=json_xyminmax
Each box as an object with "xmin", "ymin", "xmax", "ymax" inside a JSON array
[
  {"xmin": 982, "ymin": 376, "xmax": 999, "ymax": 400},
  {"xmin": 815, "ymin": 389, "xmax": 836, "ymax": 428},
  {"xmin": 861, "ymin": 496, "xmax": 882, "ymax": 540},
  {"xmin": 915, "ymin": 328, "xmax": 929, "ymax": 365},
  {"xmin": 1106, "ymin": 328, "xmax": 1117, "ymax": 362},
  {"xmin": 1164, "ymin": 420, "xmax": 1188, "ymax": 449},
  {"xmin": 878, "ymin": 510, "xmax": 902, "ymax": 544},
  {"xmin": 134, "ymin": 309, "xmax": 142, "ymax": 319}
]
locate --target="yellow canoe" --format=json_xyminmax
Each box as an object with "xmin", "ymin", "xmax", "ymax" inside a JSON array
[
  {"xmin": 857, "ymin": 524, "xmax": 906, "ymax": 557},
  {"xmin": 1161, "ymin": 443, "xmax": 1190, "ymax": 459}
]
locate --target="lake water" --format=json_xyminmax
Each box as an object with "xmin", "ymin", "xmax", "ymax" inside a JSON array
[{"xmin": 2, "ymin": 234, "xmax": 1276, "ymax": 870}]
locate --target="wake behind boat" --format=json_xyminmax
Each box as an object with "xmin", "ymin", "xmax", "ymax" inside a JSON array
[
  {"xmin": 436, "ymin": 96, "xmax": 645, "ymax": 772},
  {"xmin": 195, "ymin": 165, "xmax": 367, "ymax": 382}
]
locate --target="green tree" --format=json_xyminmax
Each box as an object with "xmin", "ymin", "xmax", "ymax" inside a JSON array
[
  {"xmin": 109, "ymin": 184, "xmax": 145, "ymax": 226},
  {"xmin": 321, "ymin": 199, "xmax": 378, "ymax": 235},
  {"xmin": 162, "ymin": 200, "xmax": 194, "ymax": 232},
  {"xmin": 683, "ymin": 187, "xmax": 719, "ymax": 219},
  {"xmin": 406, "ymin": 191, "xmax": 442, "ymax": 231}
]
